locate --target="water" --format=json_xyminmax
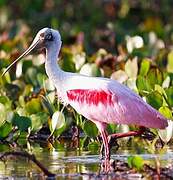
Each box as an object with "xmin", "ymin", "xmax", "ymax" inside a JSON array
[{"xmin": 0, "ymin": 139, "xmax": 173, "ymax": 179}]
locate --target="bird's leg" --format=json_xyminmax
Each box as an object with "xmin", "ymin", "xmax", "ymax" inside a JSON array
[
  {"xmin": 99, "ymin": 129, "xmax": 111, "ymax": 172},
  {"xmin": 108, "ymin": 126, "xmax": 146, "ymax": 151},
  {"xmin": 100, "ymin": 130, "xmax": 109, "ymax": 160}
]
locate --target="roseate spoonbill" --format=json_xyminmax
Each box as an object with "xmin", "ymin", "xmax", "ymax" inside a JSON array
[{"xmin": 2, "ymin": 28, "xmax": 168, "ymax": 165}]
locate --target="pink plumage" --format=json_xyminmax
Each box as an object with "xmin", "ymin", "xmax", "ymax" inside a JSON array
[{"xmin": 65, "ymin": 76, "xmax": 167, "ymax": 130}]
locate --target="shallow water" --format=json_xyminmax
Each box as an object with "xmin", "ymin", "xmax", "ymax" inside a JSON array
[{"xmin": 0, "ymin": 139, "xmax": 173, "ymax": 179}]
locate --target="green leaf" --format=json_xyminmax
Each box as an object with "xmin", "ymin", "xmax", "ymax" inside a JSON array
[
  {"xmin": 146, "ymin": 91, "xmax": 163, "ymax": 109},
  {"xmin": 25, "ymin": 98, "xmax": 42, "ymax": 114},
  {"xmin": 88, "ymin": 142, "xmax": 99, "ymax": 152},
  {"xmin": 30, "ymin": 112, "xmax": 48, "ymax": 132},
  {"xmin": 37, "ymin": 73, "xmax": 47, "ymax": 87},
  {"xmin": 23, "ymin": 84, "xmax": 33, "ymax": 96},
  {"xmin": 167, "ymin": 51, "xmax": 173, "ymax": 73},
  {"xmin": 107, "ymin": 124, "xmax": 117, "ymax": 134},
  {"xmin": 146, "ymin": 68, "xmax": 163, "ymax": 89},
  {"xmin": 136, "ymin": 75, "xmax": 150, "ymax": 95},
  {"xmin": 0, "ymin": 103, "xmax": 6, "ymax": 126},
  {"xmin": 139, "ymin": 58, "xmax": 150, "ymax": 76},
  {"xmin": 0, "ymin": 122, "xmax": 12, "ymax": 139},
  {"xmin": 159, "ymin": 106, "xmax": 172, "ymax": 119},
  {"xmin": 165, "ymin": 87, "xmax": 173, "ymax": 107},
  {"xmin": 127, "ymin": 155, "xmax": 144, "ymax": 170},
  {"xmin": 83, "ymin": 120, "xmax": 98, "ymax": 138},
  {"xmin": 25, "ymin": 67, "xmax": 38, "ymax": 86},
  {"xmin": 61, "ymin": 53, "xmax": 76, "ymax": 72},
  {"xmin": 0, "ymin": 96, "xmax": 11, "ymax": 109},
  {"xmin": 12, "ymin": 114, "xmax": 31, "ymax": 132}
]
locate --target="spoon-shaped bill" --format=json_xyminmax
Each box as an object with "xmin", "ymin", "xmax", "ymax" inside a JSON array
[{"xmin": 1, "ymin": 39, "xmax": 40, "ymax": 77}]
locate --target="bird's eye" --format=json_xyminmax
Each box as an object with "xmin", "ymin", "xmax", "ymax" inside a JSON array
[{"xmin": 45, "ymin": 33, "xmax": 53, "ymax": 41}]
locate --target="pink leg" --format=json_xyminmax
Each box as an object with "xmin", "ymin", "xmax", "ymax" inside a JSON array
[
  {"xmin": 108, "ymin": 126, "xmax": 145, "ymax": 140},
  {"xmin": 100, "ymin": 129, "xmax": 109, "ymax": 160},
  {"xmin": 100, "ymin": 129, "xmax": 110, "ymax": 172},
  {"xmin": 93, "ymin": 121, "xmax": 110, "ymax": 171}
]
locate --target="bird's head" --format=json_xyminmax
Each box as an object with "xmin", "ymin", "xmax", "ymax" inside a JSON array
[{"xmin": 2, "ymin": 27, "xmax": 62, "ymax": 76}]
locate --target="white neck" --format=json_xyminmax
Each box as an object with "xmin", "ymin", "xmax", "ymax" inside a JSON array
[{"xmin": 45, "ymin": 41, "xmax": 66, "ymax": 90}]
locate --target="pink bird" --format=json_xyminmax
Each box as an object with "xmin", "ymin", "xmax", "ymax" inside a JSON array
[{"xmin": 3, "ymin": 28, "xmax": 168, "ymax": 169}]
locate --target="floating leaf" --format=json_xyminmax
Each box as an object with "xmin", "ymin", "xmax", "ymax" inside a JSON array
[
  {"xmin": 83, "ymin": 120, "xmax": 98, "ymax": 138},
  {"xmin": 146, "ymin": 91, "xmax": 163, "ymax": 109}
]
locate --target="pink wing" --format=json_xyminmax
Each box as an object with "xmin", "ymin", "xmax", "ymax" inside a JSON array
[{"xmin": 66, "ymin": 88, "xmax": 168, "ymax": 129}]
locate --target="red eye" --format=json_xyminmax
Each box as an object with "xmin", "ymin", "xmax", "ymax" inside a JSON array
[{"xmin": 40, "ymin": 32, "xmax": 45, "ymax": 37}]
